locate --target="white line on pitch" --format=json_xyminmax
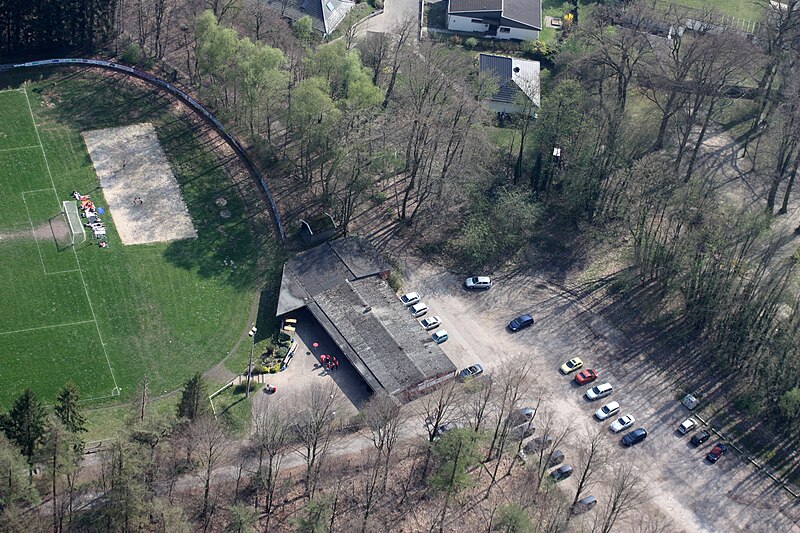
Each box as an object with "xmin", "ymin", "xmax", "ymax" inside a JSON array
[
  {"xmin": 20, "ymin": 193, "xmax": 48, "ymax": 275},
  {"xmin": 22, "ymin": 188, "xmax": 58, "ymax": 194},
  {"xmin": 0, "ymin": 320, "xmax": 95, "ymax": 336},
  {"xmin": 23, "ymin": 87, "xmax": 121, "ymax": 395},
  {"xmin": 0, "ymin": 145, "xmax": 39, "ymax": 152}
]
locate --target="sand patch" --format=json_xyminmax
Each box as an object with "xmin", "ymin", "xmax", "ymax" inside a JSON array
[
  {"xmin": 0, "ymin": 217, "xmax": 69, "ymax": 244},
  {"xmin": 81, "ymin": 123, "xmax": 197, "ymax": 245}
]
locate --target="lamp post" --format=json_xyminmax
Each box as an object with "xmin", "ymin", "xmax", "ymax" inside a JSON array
[{"xmin": 246, "ymin": 325, "xmax": 257, "ymax": 398}]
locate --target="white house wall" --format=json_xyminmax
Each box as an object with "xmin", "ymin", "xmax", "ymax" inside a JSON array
[
  {"xmin": 447, "ymin": 15, "xmax": 539, "ymax": 41},
  {"xmin": 448, "ymin": 15, "xmax": 489, "ymax": 33},
  {"xmin": 498, "ymin": 26, "xmax": 539, "ymax": 40}
]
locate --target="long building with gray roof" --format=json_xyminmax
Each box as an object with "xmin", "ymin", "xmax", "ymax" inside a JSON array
[{"xmin": 277, "ymin": 237, "xmax": 457, "ymax": 398}]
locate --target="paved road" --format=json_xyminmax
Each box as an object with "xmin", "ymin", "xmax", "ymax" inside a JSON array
[{"xmin": 402, "ymin": 261, "xmax": 800, "ymax": 533}]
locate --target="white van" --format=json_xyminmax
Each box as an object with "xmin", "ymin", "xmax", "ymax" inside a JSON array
[{"xmin": 585, "ymin": 383, "xmax": 613, "ymax": 401}]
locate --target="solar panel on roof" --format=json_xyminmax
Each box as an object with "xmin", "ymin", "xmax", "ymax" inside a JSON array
[{"xmin": 326, "ymin": 1, "xmax": 335, "ymax": 10}]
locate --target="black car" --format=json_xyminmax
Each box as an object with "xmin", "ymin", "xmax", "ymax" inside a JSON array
[
  {"xmin": 508, "ymin": 314, "xmax": 534, "ymax": 332},
  {"xmin": 690, "ymin": 430, "xmax": 711, "ymax": 446},
  {"xmin": 550, "ymin": 464, "xmax": 573, "ymax": 481},
  {"xmin": 706, "ymin": 443, "xmax": 728, "ymax": 463},
  {"xmin": 621, "ymin": 427, "xmax": 648, "ymax": 446}
]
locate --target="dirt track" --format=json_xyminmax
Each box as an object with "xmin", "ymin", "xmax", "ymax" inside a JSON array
[{"xmin": 402, "ymin": 259, "xmax": 800, "ymax": 533}]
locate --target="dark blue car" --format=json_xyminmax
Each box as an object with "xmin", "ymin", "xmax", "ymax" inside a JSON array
[
  {"xmin": 621, "ymin": 427, "xmax": 648, "ymax": 446},
  {"xmin": 508, "ymin": 314, "xmax": 534, "ymax": 332}
]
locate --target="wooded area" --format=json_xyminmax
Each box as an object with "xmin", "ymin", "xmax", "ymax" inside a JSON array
[{"xmin": 0, "ymin": 0, "xmax": 117, "ymax": 55}]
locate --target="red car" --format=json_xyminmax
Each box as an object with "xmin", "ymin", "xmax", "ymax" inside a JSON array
[
  {"xmin": 706, "ymin": 443, "xmax": 728, "ymax": 463},
  {"xmin": 575, "ymin": 369, "xmax": 598, "ymax": 386}
]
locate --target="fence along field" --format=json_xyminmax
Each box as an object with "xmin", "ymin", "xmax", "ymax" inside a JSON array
[{"xmin": 0, "ymin": 81, "xmax": 256, "ymax": 408}]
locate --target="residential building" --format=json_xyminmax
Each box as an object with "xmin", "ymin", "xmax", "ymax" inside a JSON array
[{"xmin": 447, "ymin": 0, "xmax": 542, "ymax": 41}]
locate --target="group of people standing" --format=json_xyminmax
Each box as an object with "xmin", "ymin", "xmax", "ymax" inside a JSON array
[{"xmin": 320, "ymin": 354, "xmax": 339, "ymax": 371}]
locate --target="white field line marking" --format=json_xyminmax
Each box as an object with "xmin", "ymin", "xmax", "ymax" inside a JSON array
[
  {"xmin": 0, "ymin": 145, "xmax": 40, "ymax": 152},
  {"xmin": 20, "ymin": 192, "xmax": 48, "ymax": 275},
  {"xmin": 0, "ymin": 88, "xmax": 25, "ymax": 94},
  {"xmin": 45, "ymin": 269, "xmax": 82, "ymax": 275},
  {"xmin": 0, "ymin": 320, "xmax": 95, "ymax": 336},
  {"xmin": 23, "ymin": 87, "xmax": 120, "ymax": 395}
]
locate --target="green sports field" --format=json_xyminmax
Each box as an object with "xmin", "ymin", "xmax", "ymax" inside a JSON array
[{"xmin": 0, "ymin": 74, "xmax": 279, "ymax": 408}]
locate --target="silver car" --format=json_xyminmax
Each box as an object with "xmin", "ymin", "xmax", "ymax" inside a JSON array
[
  {"xmin": 609, "ymin": 414, "xmax": 635, "ymax": 433},
  {"xmin": 419, "ymin": 316, "xmax": 442, "ymax": 330},
  {"xmin": 409, "ymin": 302, "xmax": 428, "ymax": 318},
  {"xmin": 464, "ymin": 276, "xmax": 492, "ymax": 290},
  {"xmin": 594, "ymin": 401, "xmax": 620, "ymax": 421}
]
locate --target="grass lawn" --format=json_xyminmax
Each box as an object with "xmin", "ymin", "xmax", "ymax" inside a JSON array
[
  {"xmin": 83, "ymin": 393, "xmax": 180, "ymax": 442},
  {"xmin": 656, "ymin": 0, "xmax": 764, "ymax": 23},
  {"xmin": 0, "ymin": 71, "xmax": 281, "ymax": 410},
  {"xmin": 212, "ymin": 382, "xmax": 260, "ymax": 437}
]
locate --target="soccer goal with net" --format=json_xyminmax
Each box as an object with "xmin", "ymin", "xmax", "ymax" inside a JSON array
[{"xmin": 62, "ymin": 200, "xmax": 86, "ymax": 245}]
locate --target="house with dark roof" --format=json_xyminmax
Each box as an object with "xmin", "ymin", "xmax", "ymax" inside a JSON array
[
  {"xmin": 277, "ymin": 237, "xmax": 457, "ymax": 398},
  {"xmin": 447, "ymin": 0, "xmax": 542, "ymax": 41},
  {"xmin": 265, "ymin": 0, "xmax": 355, "ymax": 36},
  {"xmin": 479, "ymin": 53, "xmax": 540, "ymax": 114}
]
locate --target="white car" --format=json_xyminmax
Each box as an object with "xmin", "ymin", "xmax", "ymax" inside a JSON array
[
  {"xmin": 409, "ymin": 302, "xmax": 428, "ymax": 318},
  {"xmin": 400, "ymin": 292, "xmax": 420, "ymax": 306},
  {"xmin": 431, "ymin": 329, "xmax": 449, "ymax": 344},
  {"xmin": 610, "ymin": 414, "xmax": 635, "ymax": 433},
  {"xmin": 679, "ymin": 418, "xmax": 697, "ymax": 435},
  {"xmin": 464, "ymin": 276, "xmax": 492, "ymax": 290},
  {"xmin": 594, "ymin": 401, "xmax": 620, "ymax": 420},
  {"xmin": 419, "ymin": 316, "xmax": 442, "ymax": 330},
  {"xmin": 585, "ymin": 383, "xmax": 613, "ymax": 401}
]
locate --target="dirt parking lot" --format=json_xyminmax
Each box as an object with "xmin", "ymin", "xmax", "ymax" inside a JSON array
[{"xmin": 402, "ymin": 260, "xmax": 800, "ymax": 533}]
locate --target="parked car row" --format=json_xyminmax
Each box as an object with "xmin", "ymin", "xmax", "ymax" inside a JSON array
[
  {"xmin": 399, "ymin": 291, "xmax": 449, "ymax": 344},
  {"xmin": 560, "ymin": 358, "xmax": 647, "ymax": 447},
  {"xmin": 679, "ymin": 418, "xmax": 728, "ymax": 464}
]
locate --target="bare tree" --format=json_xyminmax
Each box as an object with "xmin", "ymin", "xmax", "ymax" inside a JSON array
[
  {"xmin": 485, "ymin": 357, "xmax": 532, "ymax": 494},
  {"xmin": 486, "ymin": 356, "xmax": 532, "ymax": 461},
  {"xmin": 393, "ymin": 44, "xmax": 492, "ymax": 223},
  {"xmin": 639, "ymin": 6, "xmax": 707, "ymax": 151},
  {"xmin": 571, "ymin": 427, "xmax": 607, "ymax": 507},
  {"xmin": 741, "ymin": 0, "xmax": 800, "ymax": 160},
  {"xmin": 250, "ymin": 399, "xmax": 291, "ymax": 529},
  {"xmin": 293, "ymin": 381, "xmax": 344, "ymax": 498},
  {"xmin": 594, "ymin": 463, "xmax": 646, "ymax": 533},
  {"xmin": 459, "ymin": 374, "xmax": 494, "ymax": 433},
  {"xmin": 205, "ymin": 0, "xmax": 238, "ymax": 21},
  {"xmin": 382, "ymin": 18, "xmax": 416, "ymax": 107},
  {"xmin": 419, "ymin": 380, "xmax": 461, "ymax": 477},
  {"xmin": 191, "ymin": 416, "xmax": 228, "ymax": 520},
  {"xmin": 529, "ymin": 411, "xmax": 572, "ymax": 487},
  {"xmin": 357, "ymin": 393, "xmax": 402, "ymax": 531},
  {"xmin": 359, "ymin": 31, "xmax": 391, "ymax": 86}
]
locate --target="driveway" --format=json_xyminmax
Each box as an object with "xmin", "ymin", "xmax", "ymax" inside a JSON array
[
  {"xmin": 357, "ymin": 0, "xmax": 420, "ymax": 35},
  {"xmin": 402, "ymin": 260, "xmax": 800, "ymax": 533}
]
